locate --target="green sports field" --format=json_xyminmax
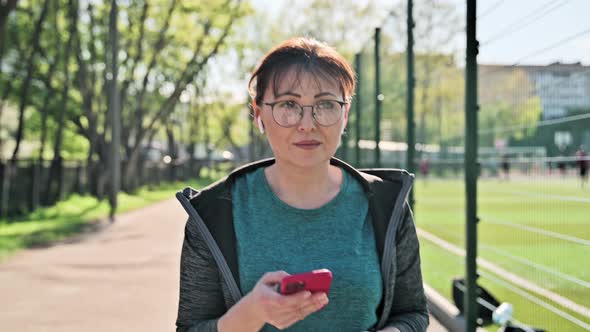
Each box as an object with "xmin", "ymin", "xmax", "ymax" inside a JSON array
[{"xmin": 414, "ymin": 177, "xmax": 590, "ymax": 331}]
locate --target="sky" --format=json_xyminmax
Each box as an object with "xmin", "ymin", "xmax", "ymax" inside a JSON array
[
  {"xmin": 474, "ymin": 0, "xmax": 590, "ymax": 65},
  {"xmin": 251, "ymin": 0, "xmax": 590, "ymax": 66}
]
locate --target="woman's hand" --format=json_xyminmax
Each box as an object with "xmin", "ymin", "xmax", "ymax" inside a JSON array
[{"xmin": 247, "ymin": 270, "xmax": 329, "ymax": 330}]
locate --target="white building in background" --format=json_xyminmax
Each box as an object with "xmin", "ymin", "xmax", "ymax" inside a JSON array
[
  {"xmin": 521, "ymin": 62, "xmax": 590, "ymax": 119},
  {"xmin": 480, "ymin": 62, "xmax": 590, "ymax": 119},
  {"xmin": 479, "ymin": 62, "xmax": 590, "ymax": 151}
]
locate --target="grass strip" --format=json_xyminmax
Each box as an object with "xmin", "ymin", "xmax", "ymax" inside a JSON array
[{"xmin": 0, "ymin": 174, "xmax": 221, "ymax": 262}]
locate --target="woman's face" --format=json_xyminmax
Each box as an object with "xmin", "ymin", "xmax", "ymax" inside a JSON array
[{"xmin": 256, "ymin": 68, "xmax": 349, "ymax": 169}]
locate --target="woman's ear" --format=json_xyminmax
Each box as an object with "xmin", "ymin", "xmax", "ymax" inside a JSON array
[
  {"xmin": 251, "ymin": 99, "xmax": 265, "ymax": 134},
  {"xmin": 250, "ymin": 99, "xmax": 259, "ymax": 115},
  {"xmin": 341, "ymin": 103, "xmax": 350, "ymax": 134},
  {"xmin": 257, "ymin": 116, "xmax": 265, "ymax": 134}
]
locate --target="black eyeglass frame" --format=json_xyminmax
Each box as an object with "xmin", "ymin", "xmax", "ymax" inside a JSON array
[{"xmin": 262, "ymin": 100, "xmax": 348, "ymax": 128}]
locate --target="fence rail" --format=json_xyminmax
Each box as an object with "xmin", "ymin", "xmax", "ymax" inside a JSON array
[{"xmin": 0, "ymin": 158, "xmax": 231, "ymax": 218}]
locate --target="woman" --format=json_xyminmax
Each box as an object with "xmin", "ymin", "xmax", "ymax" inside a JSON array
[{"xmin": 176, "ymin": 37, "xmax": 428, "ymax": 332}]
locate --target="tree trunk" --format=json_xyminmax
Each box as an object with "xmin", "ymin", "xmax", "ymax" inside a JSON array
[
  {"xmin": 71, "ymin": 1, "xmax": 108, "ymax": 200},
  {"xmin": 166, "ymin": 124, "xmax": 176, "ymax": 181},
  {"xmin": 47, "ymin": 0, "xmax": 76, "ymax": 203},
  {"xmin": 188, "ymin": 99, "xmax": 200, "ymax": 176},
  {"xmin": 221, "ymin": 116, "xmax": 243, "ymax": 161},
  {"xmin": 189, "ymin": 141, "xmax": 197, "ymax": 176},
  {"xmin": 144, "ymin": 130, "xmax": 157, "ymax": 188},
  {"xmin": 11, "ymin": 0, "xmax": 51, "ymax": 162},
  {"xmin": 107, "ymin": 0, "xmax": 120, "ymax": 221},
  {"xmin": 0, "ymin": 69, "xmax": 15, "ymax": 210},
  {"xmin": 85, "ymin": 141, "xmax": 97, "ymax": 195},
  {"xmin": 33, "ymin": 84, "xmax": 52, "ymax": 209},
  {"xmin": 0, "ymin": 161, "xmax": 12, "ymax": 218},
  {"xmin": 123, "ymin": 143, "xmax": 141, "ymax": 192},
  {"xmin": 0, "ymin": 0, "xmax": 18, "ymax": 63},
  {"xmin": 34, "ymin": 6, "xmax": 60, "ymax": 208},
  {"xmin": 203, "ymin": 108, "xmax": 212, "ymax": 168}
]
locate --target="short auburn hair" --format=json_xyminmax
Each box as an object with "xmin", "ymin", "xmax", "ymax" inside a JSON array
[{"xmin": 248, "ymin": 37, "xmax": 355, "ymax": 105}]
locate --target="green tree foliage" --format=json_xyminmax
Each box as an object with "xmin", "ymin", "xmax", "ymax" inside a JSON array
[
  {"xmin": 479, "ymin": 68, "xmax": 543, "ymax": 147},
  {"xmin": 272, "ymin": 0, "xmax": 380, "ymax": 57},
  {"xmin": 0, "ymin": 0, "xmax": 250, "ymax": 196}
]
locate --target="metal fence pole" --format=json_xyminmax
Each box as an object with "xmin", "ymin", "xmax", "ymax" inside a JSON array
[
  {"xmin": 465, "ymin": 0, "xmax": 479, "ymax": 330},
  {"xmin": 355, "ymin": 53, "xmax": 362, "ymax": 167},
  {"xmin": 340, "ymin": 137, "xmax": 348, "ymax": 161},
  {"xmin": 406, "ymin": 0, "xmax": 416, "ymax": 208},
  {"xmin": 374, "ymin": 28, "xmax": 382, "ymax": 168}
]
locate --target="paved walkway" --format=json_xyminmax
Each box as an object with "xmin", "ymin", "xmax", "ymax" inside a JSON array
[{"xmin": 0, "ymin": 198, "xmax": 446, "ymax": 331}]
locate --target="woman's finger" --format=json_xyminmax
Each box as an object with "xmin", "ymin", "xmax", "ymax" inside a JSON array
[
  {"xmin": 298, "ymin": 292, "xmax": 329, "ymax": 316},
  {"xmin": 272, "ymin": 293, "xmax": 329, "ymax": 329},
  {"xmin": 276, "ymin": 290, "xmax": 312, "ymax": 308},
  {"xmin": 275, "ymin": 291, "xmax": 327, "ymax": 315},
  {"xmin": 260, "ymin": 270, "xmax": 290, "ymax": 284}
]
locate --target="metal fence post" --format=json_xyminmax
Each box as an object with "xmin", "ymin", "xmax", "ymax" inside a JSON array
[
  {"xmin": 465, "ymin": 0, "xmax": 479, "ymax": 330},
  {"xmin": 407, "ymin": 0, "xmax": 416, "ymax": 208},
  {"xmin": 374, "ymin": 27, "xmax": 382, "ymax": 168}
]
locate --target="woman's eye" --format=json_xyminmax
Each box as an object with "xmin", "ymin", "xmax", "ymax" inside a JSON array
[
  {"xmin": 279, "ymin": 101, "xmax": 298, "ymax": 109},
  {"xmin": 317, "ymin": 100, "xmax": 335, "ymax": 110}
]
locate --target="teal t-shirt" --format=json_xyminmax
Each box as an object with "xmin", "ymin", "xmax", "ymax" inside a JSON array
[{"xmin": 232, "ymin": 167, "xmax": 383, "ymax": 332}]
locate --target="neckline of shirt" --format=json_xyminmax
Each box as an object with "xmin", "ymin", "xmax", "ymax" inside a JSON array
[{"xmin": 257, "ymin": 166, "xmax": 350, "ymax": 217}]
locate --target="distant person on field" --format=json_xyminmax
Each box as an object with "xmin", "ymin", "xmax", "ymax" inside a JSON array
[
  {"xmin": 576, "ymin": 145, "xmax": 588, "ymax": 187},
  {"xmin": 419, "ymin": 157, "xmax": 430, "ymax": 180},
  {"xmin": 501, "ymin": 154, "xmax": 510, "ymax": 181}
]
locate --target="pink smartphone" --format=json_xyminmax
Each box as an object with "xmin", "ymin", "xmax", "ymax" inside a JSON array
[{"xmin": 278, "ymin": 269, "xmax": 333, "ymax": 295}]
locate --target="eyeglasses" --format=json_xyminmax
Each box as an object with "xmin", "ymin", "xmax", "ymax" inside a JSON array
[{"xmin": 262, "ymin": 100, "xmax": 347, "ymax": 128}]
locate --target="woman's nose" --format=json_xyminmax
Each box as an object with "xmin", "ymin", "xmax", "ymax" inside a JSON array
[{"xmin": 297, "ymin": 106, "xmax": 316, "ymax": 132}]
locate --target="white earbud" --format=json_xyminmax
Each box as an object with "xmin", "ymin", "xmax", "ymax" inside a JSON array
[{"xmin": 257, "ymin": 116, "xmax": 265, "ymax": 134}]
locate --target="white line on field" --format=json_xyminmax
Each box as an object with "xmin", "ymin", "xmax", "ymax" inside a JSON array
[
  {"xmin": 483, "ymin": 216, "xmax": 590, "ymax": 247},
  {"xmin": 425, "ymin": 223, "xmax": 590, "ymax": 289},
  {"xmin": 478, "ymin": 270, "xmax": 590, "ymax": 330},
  {"xmin": 480, "ymin": 244, "xmax": 590, "ymax": 289},
  {"xmin": 417, "ymin": 228, "xmax": 590, "ymax": 318},
  {"xmin": 485, "ymin": 189, "xmax": 590, "ymax": 203}
]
